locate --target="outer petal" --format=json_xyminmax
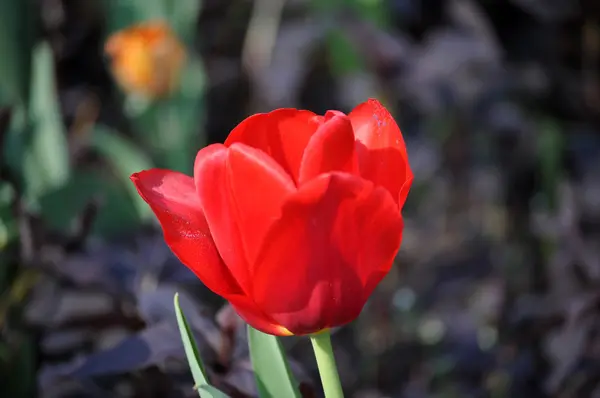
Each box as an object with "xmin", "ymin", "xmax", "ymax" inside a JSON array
[
  {"xmin": 194, "ymin": 143, "xmax": 295, "ymax": 293},
  {"xmin": 224, "ymin": 109, "xmax": 322, "ymax": 184},
  {"xmin": 298, "ymin": 110, "xmax": 359, "ymax": 185},
  {"xmin": 349, "ymin": 98, "xmax": 413, "ymax": 208},
  {"xmin": 227, "ymin": 295, "xmax": 292, "ymax": 336},
  {"xmin": 252, "ymin": 172, "xmax": 403, "ymax": 335},
  {"xmin": 131, "ymin": 169, "xmax": 242, "ymax": 296}
]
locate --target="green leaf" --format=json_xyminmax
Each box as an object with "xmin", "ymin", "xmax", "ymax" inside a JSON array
[
  {"xmin": 23, "ymin": 42, "xmax": 71, "ymax": 202},
  {"xmin": 0, "ymin": 0, "xmax": 35, "ymax": 106},
  {"xmin": 197, "ymin": 385, "xmax": 230, "ymax": 398},
  {"xmin": 4, "ymin": 335, "xmax": 36, "ymax": 398},
  {"xmin": 129, "ymin": 55, "xmax": 206, "ymax": 174},
  {"xmin": 327, "ymin": 29, "xmax": 365, "ymax": 76},
  {"xmin": 309, "ymin": 0, "xmax": 343, "ymax": 13},
  {"xmin": 309, "ymin": 0, "xmax": 388, "ymax": 26},
  {"xmin": 104, "ymin": 0, "xmax": 168, "ymax": 32},
  {"xmin": 179, "ymin": 55, "xmax": 207, "ymax": 100},
  {"xmin": 38, "ymin": 169, "xmax": 141, "ymax": 238},
  {"xmin": 0, "ymin": 182, "xmax": 17, "ymax": 248},
  {"xmin": 536, "ymin": 118, "xmax": 564, "ymax": 211},
  {"xmin": 310, "ymin": 0, "xmax": 386, "ymax": 77},
  {"xmin": 248, "ymin": 327, "xmax": 301, "ymax": 398},
  {"xmin": 91, "ymin": 125, "xmax": 153, "ymax": 221},
  {"xmin": 174, "ymin": 293, "xmax": 230, "ymax": 398},
  {"xmin": 350, "ymin": 0, "xmax": 390, "ymax": 28},
  {"xmin": 160, "ymin": 56, "xmax": 207, "ymax": 173},
  {"xmin": 174, "ymin": 292, "xmax": 208, "ymax": 386},
  {"xmin": 167, "ymin": 0, "xmax": 203, "ymax": 42},
  {"xmin": 2, "ymin": 105, "xmax": 26, "ymax": 177}
]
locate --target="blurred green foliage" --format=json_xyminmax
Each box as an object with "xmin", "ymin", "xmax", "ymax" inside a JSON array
[
  {"xmin": 0, "ymin": 0, "xmax": 35, "ymax": 107},
  {"xmin": 536, "ymin": 118, "xmax": 564, "ymax": 212},
  {"xmin": 1, "ymin": 0, "xmax": 206, "ymax": 239},
  {"xmin": 0, "ymin": 0, "xmax": 207, "ymax": 395},
  {"xmin": 312, "ymin": 0, "xmax": 389, "ymax": 76}
]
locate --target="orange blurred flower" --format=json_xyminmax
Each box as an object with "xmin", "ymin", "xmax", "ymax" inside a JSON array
[{"xmin": 105, "ymin": 21, "xmax": 186, "ymax": 99}]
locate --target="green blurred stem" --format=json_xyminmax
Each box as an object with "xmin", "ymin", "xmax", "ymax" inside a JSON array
[{"xmin": 310, "ymin": 330, "xmax": 344, "ymax": 398}]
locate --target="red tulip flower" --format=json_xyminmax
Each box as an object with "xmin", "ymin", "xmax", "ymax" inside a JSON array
[{"xmin": 131, "ymin": 99, "xmax": 413, "ymax": 336}]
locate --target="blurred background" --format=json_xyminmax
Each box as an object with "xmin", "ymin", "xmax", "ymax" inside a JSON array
[{"xmin": 1, "ymin": 0, "xmax": 600, "ymax": 397}]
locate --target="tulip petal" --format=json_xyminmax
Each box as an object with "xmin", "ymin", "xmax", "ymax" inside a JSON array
[
  {"xmin": 252, "ymin": 172, "xmax": 403, "ymax": 335},
  {"xmin": 298, "ymin": 111, "xmax": 359, "ymax": 184},
  {"xmin": 224, "ymin": 109, "xmax": 322, "ymax": 184},
  {"xmin": 194, "ymin": 143, "xmax": 295, "ymax": 292},
  {"xmin": 349, "ymin": 99, "xmax": 413, "ymax": 208},
  {"xmin": 227, "ymin": 295, "xmax": 293, "ymax": 336},
  {"xmin": 131, "ymin": 169, "xmax": 242, "ymax": 296}
]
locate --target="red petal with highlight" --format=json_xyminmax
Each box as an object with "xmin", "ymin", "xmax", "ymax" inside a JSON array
[
  {"xmin": 224, "ymin": 109, "xmax": 322, "ymax": 183},
  {"xmin": 131, "ymin": 169, "xmax": 241, "ymax": 296},
  {"xmin": 251, "ymin": 172, "xmax": 403, "ymax": 335},
  {"xmin": 349, "ymin": 99, "xmax": 413, "ymax": 208},
  {"xmin": 194, "ymin": 143, "xmax": 295, "ymax": 292},
  {"xmin": 298, "ymin": 110, "xmax": 359, "ymax": 185}
]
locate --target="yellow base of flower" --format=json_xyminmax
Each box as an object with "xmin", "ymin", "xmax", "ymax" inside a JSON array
[{"xmin": 276, "ymin": 325, "xmax": 294, "ymax": 336}]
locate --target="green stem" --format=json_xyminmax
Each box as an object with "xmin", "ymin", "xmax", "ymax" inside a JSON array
[{"xmin": 310, "ymin": 330, "xmax": 344, "ymax": 398}]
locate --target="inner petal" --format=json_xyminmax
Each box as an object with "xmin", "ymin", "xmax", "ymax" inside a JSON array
[
  {"xmin": 298, "ymin": 110, "xmax": 359, "ymax": 185},
  {"xmin": 224, "ymin": 109, "xmax": 322, "ymax": 184},
  {"xmin": 194, "ymin": 143, "xmax": 295, "ymax": 293}
]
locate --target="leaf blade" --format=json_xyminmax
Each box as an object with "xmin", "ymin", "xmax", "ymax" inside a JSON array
[
  {"xmin": 248, "ymin": 327, "xmax": 301, "ymax": 398},
  {"xmin": 23, "ymin": 42, "xmax": 71, "ymax": 201},
  {"xmin": 197, "ymin": 385, "xmax": 230, "ymax": 398},
  {"xmin": 91, "ymin": 125, "xmax": 153, "ymax": 221},
  {"xmin": 174, "ymin": 293, "xmax": 230, "ymax": 398}
]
